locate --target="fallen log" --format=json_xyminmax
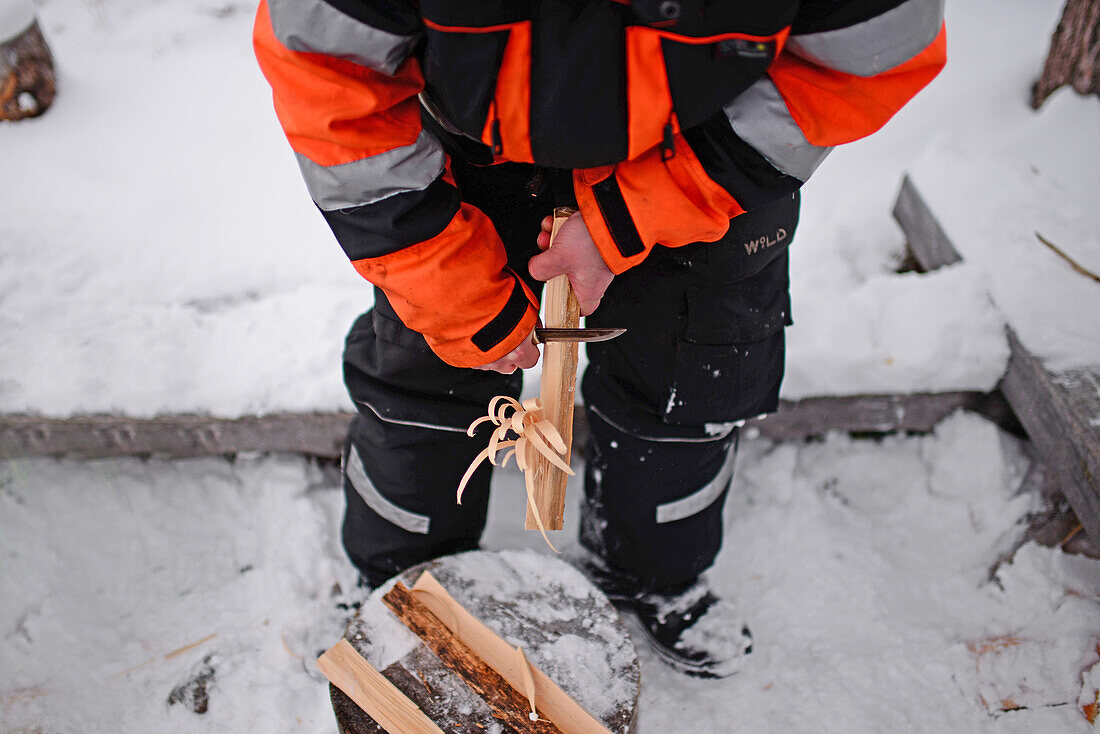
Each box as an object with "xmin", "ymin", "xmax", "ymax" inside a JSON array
[
  {"xmin": 0, "ymin": 389, "xmax": 998, "ymax": 461},
  {"xmin": 0, "ymin": 412, "xmax": 351, "ymax": 459}
]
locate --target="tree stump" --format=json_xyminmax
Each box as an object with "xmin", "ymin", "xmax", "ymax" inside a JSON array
[
  {"xmin": 330, "ymin": 550, "xmax": 640, "ymax": 734},
  {"xmin": 1032, "ymin": 0, "xmax": 1100, "ymax": 109},
  {"xmin": 0, "ymin": 18, "xmax": 56, "ymax": 121}
]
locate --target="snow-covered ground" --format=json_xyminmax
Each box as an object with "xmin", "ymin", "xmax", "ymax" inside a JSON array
[
  {"xmin": 3, "ymin": 413, "xmax": 1099, "ymax": 732},
  {"xmin": 3, "ymin": 0, "xmax": 1100, "ymax": 732}
]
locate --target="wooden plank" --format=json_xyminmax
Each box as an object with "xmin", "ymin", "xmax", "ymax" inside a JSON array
[
  {"xmin": 410, "ymin": 572, "xmax": 612, "ymax": 734},
  {"xmin": 528, "ymin": 209, "xmax": 580, "ymax": 532},
  {"xmin": 316, "ymin": 639, "xmax": 443, "ymax": 734},
  {"xmin": 999, "ymin": 330, "xmax": 1100, "ymax": 542},
  {"xmin": 0, "ymin": 412, "xmax": 353, "ymax": 459},
  {"xmin": 893, "ymin": 174, "xmax": 963, "ymax": 267},
  {"xmin": 2, "ymin": 391, "xmax": 989, "ymax": 462},
  {"xmin": 382, "ymin": 582, "xmax": 563, "ymax": 734},
  {"xmin": 893, "ymin": 175, "xmax": 1100, "ymax": 544},
  {"xmin": 744, "ymin": 392, "xmax": 985, "ymax": 440}
]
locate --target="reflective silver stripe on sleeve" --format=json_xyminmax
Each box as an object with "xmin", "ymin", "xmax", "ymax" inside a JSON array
[
  {"xmin": 786, "ymin": 0, "xmax": 944, "ymax": 78},
  {"xmin": 346, "ymin": 445, "xmax": 431, "ymax": 534},
  {"xmin": 268, "ymin": 0, "xmax": 418, "ymax": 76},
  {"xmin": 297, "ymin": 129, "xmax": 446, "ymax": 211},
  {"xmin": 723, "ymin": 78, "xmax": 833, "ymax": 182},
  {"xmin": 655, "ymin": 444, "xmax": 736, "ymax": 524}
]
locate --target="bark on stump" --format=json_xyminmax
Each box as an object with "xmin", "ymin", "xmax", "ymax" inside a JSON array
[
  {"xmin": 1032, "ymin": 0, "xmax": 1100, "ymax": 109},
  {"xmin": 330, "ymin": 550, "xmax": 640, "ymax": 733},
  {"xmin": 0, "ymin": 20, "xmax": 55, "ymax": 121}
]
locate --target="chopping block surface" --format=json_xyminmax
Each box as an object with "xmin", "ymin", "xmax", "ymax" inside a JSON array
[{"xmin": 330, "ymin": 550, "xmax": 640, "ymax": 734}]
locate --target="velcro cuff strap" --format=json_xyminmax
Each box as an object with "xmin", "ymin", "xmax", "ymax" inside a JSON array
[
  {"xmin": 592, "ymin": 176, "xmax": 646, "ymax": 259},
  {"xmin": 574, "ymin": 168, "xmax": 651, "ymax": 275},
  {"xmin": 471, "ymin": 277, "xmax": 533, "ymax": 353}
]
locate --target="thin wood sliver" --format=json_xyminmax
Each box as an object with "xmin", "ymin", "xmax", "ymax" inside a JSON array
[
  {"xmin": 528, "ymin": 207, "xmax": 580, "ymax": 531},
  {"xmin": 411, "ymin": 571, "xmax": 613, "ymax": 734},
  {"xmin": 382, "ymin": 582, "xmax": 564, "ymax": 733},
  {"xmin": 315, "ymin": 638, "xmax": 443, "ymax": 734}
]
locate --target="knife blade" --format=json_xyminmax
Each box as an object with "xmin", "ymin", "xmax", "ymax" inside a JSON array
[{"xmin": 532, "ymin": 327, "xmax": 626, "ymax": 344}]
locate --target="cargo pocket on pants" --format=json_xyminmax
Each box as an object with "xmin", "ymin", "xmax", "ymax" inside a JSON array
[{"xmin": 662, "ymin": 253, "xmax": 791, "ymax": 427}]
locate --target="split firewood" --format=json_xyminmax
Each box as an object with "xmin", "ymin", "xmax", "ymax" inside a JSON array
[
  {"xmin": 408, "ymin": 571, "xmax": 613, "ymax": 734},
  {"xmin": 458, "ymin": 208, "xmax": 580, "ymax": 547},
  {"xmin": 458, "ymin": 395, "xmax": 573, "ymax": 551},
  {"xmin": 527, "ymin": 208, "xmax": 581, "ymax": 531},
  {"xmin": 382, "ymin": 581, "xmax": 564, "ymax": 734},
  {"xmin": 316, "ymin": 638, "xmax": 443, "ymax": 734},
  {"xmin": 0, "ymin": 17, "xmax": 56, "ymax": 121}
]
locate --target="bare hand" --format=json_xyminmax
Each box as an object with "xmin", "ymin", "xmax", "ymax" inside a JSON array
[
  {"xmin": 473, "ymin": 326, "xmax": 540, "ymax": 374},
  {"xmin": 528, "ymin": 212, "xmax": 614, "ymax": 316}
]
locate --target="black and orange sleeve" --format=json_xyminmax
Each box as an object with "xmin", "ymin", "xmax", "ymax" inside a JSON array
[
  {"xmin": 574, "ymin": 0, "xmax": 947, "ymax": 274},
  {"xmin": 253, "ymin": 0, "xmax": 537, "ymax": 368}
]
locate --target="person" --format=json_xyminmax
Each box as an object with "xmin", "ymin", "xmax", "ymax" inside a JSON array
[{"xmin": 254, "ymin": 0, "xmax": 946, "ymax": 678}]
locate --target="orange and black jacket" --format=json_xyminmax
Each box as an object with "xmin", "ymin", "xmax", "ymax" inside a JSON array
[{"xmin": 254, "ymin": 0, "xmax": 946, "ymax": 368}]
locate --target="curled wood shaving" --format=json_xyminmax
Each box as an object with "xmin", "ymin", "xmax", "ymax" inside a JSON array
[
  {"xmin": 280, "ymin": 629, "xmax": 303, "ymax": 660},
  {"xmin": 514, "ymin": 645, "xmax": 539, "ymax": 722},
  {"xmin": 457, "ymin": 396, "xmax": 574, "ymax": 552}
]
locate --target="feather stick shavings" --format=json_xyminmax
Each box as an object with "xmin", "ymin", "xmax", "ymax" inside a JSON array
[{"xmin": 457, "ymin": 396, "xmax": 574, "ymax": 551}]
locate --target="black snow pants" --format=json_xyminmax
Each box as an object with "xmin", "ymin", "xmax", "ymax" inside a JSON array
[{"xmin": 340, "ymin": 156, "xmax": 798, "ymax": 591}]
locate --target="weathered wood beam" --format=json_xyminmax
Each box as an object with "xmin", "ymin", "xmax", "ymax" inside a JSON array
[
  {"xmin": 0, "ymin": 412, "xmax": 353, "ymax": 459},
  {"xmin": 999, "ymin": 331, "xmax": 1100, "ymax": 540},
  {"xmin": 1, "ymin": 390, "xmax": 994, "ymax": 462},
  {"xmin": 893, "ymin": 176, "xmax": 963, "ymax": 269},
  {"xmin": 745, "ymin": 392, "xmax": 986, "ymax": 440},
  {"xmin": 893, "ymin": 174, "xmax": 1100, "ymax": 544}
]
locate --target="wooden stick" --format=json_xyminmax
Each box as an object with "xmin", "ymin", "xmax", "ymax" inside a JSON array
[
  {"xmin": 315, "ymin": 638, "xmax": 443, "ymax": 734},
  {"xmin": 1034, "ymin": 231, "xmax": 1100, "ymax": 284},
  {"xmin": 383, "ymin": 582, "xmax": 564, "ymax": 733},
  {"xmin": 527, "ymin": 208, "xmax": 580, "ymax": 531},
  {"xmin": 411, "ymin": 572, "xmax": 613, "ymax": 734}
]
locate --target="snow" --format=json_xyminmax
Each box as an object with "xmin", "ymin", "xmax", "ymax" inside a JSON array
[
  {"xmin": 4, "ymin": 413, "xmax": 1099, "ymax": 732},
  {"xmin": 2, "ymin": 0, "xmax": 1100, "ymax": 731},
  {"xmin": 0, "ymin": 0, "xmax": 35, "ymax": 41},
  {"xmin": 0, "ymin": 0, "xmax": 363, "ymax": 418}
]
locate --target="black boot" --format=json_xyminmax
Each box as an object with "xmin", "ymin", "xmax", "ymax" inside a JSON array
[{"xmin": 580, "ymin": 556, "xmax": 752, "ymax": 678}]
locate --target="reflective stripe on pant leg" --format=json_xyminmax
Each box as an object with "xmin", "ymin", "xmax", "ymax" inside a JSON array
[
  {"xmin": 656, "ymin": 441, "xmax": 737, "ymax": 524},
  {"xmin": 345, "ymin": 443, "xmax": 430, "ymax": 534},
  {"xmin": 579, "ymin": 406, "xmax": 738, "ymax": 591}
]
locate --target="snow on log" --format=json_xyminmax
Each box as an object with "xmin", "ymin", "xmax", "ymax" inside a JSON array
[{"xmin": 893, "ymin": 174, "xmax": 1100, "ymax": 546}]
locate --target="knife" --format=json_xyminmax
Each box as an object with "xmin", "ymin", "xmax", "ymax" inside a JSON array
[{"xmin": 532, "ymin": 327, "xmax": 626, "ymax": 344}]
